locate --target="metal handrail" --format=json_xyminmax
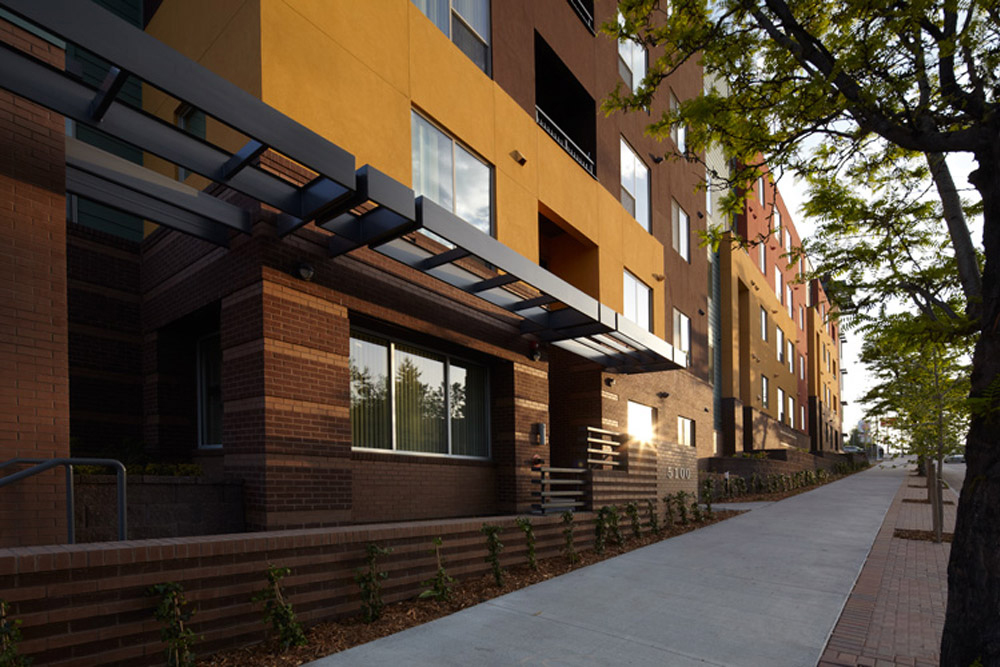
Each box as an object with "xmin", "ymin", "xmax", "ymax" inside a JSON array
[
  {"xmin": 0, "ymin": 458, "xmax": 127, "ymax": 543},
  {"xmin": 567, "ymin": 0, "xmax": 595, "ymax": 33},
  {"xmin": 535, "ymin": 105, "xmax": 596, "ymax": 176}
]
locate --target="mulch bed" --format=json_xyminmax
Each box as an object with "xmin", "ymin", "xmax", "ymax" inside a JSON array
[
  {"xmin": 199, "ymin": 510, "xmax": 743, "ymax": 666},
  {"xmin": 902, "ymin": 498, "xmax": 954, "ymax": 505},
  {"xmin": 894, "ymin": 528, "xmax": 954, "ymax": 543},
  {"xmin": 907, "ymin": 484, "xmax": 927, "ymax": 488}
]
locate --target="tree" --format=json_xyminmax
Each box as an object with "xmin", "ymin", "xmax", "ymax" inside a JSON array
[
  {"xmin": 605, "ymin": 1, "xmax": 999, "ymax": 661},
  {"xmin": 859, "ymin": 311, "xmax": 971, "ymax": 542}
]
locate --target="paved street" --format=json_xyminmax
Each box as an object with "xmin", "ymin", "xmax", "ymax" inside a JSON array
[{"xmin": 308, "ymin": 464, "xmax": 905, "ymax": 667}]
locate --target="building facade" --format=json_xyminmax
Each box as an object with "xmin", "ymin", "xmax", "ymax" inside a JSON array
[{"xmin": 1, "ymin": 0, "xmax": 843, "ymax": 548}]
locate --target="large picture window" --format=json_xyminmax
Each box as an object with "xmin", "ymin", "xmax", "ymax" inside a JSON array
[
  {"xmin": 623, "ymin": 270, "xmax": 652, "ymax": 332},
  {"xmin": 350, "ymin": 332, "xmax": 489, "ymax": 458},
  {"xmin": 617, "ymin": 13, "xmax": 646, "ymax": 93},
  {"xmin": 412, "ymin": 111, "xmax": 492, "ymax": 236}
]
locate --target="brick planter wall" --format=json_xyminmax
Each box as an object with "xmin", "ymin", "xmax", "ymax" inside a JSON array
[
  {"xmin": 73, "ymin": 475, "xmax": 245, "ymax": 542},
  {"xmin": 705, "ymin": 449, "xmax": 859, "ymax": 479},
  {"xmin": 1, "ymin": 512, "xmax": 601, "ymax": 666}
]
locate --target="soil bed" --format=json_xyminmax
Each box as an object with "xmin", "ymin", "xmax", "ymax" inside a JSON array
[
  {"xmin": 894, "ymin": 528, "xmax": 954, "ymax": 543},
  {"xmin": 200, "ymin": 510, "xmax": 743, "ymax": 666}
]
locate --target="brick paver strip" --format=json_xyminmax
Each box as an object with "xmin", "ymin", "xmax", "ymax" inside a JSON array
[{"xmin": 819, "ymin": 473, "xmax": 955, "ymax": 667}]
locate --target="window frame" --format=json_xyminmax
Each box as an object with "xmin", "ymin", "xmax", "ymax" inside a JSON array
[
  {"xmin": 673, "ymin": 308, "xmax": 691, "ymax": 360},
  {"xmin": 760, "ymin": 306, "xmax": 768, "ymax": 341},
  {"xmin": 413, "ymin": 0, "xmax": 491, "ymax": 74},
  {"xmin": 623, "ymin": 269, "xmax": 653, "ymax": 332},
  {"xmin": 196, "ymin": 332, "xmax": 223, "ymax": 450},
  {"xmin": 672, "ymin": 199, "xmax": 691, "ymax": 262},
  {"xmin": 628, "ymin": 400, "xmax": 657, "ymax": 444},
  {"xmin": 669, "ymin": 92, "xmax": 686, "ymax": 153},
  {"xmin": 777, "ymin": 387, "xmax": 786, "ymax": 423},
  {"xmin": 620, "ymin": 138, "xmax": 650, "ymax": 231},
  {"xmin": 411, "ymin": 109, "xmax": 494, "ymax": 237},
  {"xmin": 617, "ymin": 13, "xmax": 647, "ymax": 93},
  {"xmin": 761, "ymin": 375, "xmax": 770, "ymax": 409},
  {"xmin": 349, "ymin": 328, "xmax": 491, "ymax": 460},
  {"xmin": 677, "ymin": 415, "xmax": 695, "ymax": 448},
  {"xmin": 776, "ymin": 327, "xmax": 785, "ymax": 363}
]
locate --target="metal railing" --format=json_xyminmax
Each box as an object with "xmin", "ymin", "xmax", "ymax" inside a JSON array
[
  {"xmin": 0, "ymin": 458, "xmax": 127, "ymax": 543},
  {"xmin": 531, "ymin": 458, "xmax": 586, "ymax": 514},
  {"xmin": 584, "ymin": 426, "xmax": 625, "ymax": 469},
  {"xmin": 567, "ymin": 0, "xmax": 595, "ymax": 33},
  {"xmin": 535, "ymin": 105, "xmax": 596, "ymax": 177}
]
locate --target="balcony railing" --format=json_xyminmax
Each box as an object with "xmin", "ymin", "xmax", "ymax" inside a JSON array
[
  {"xmin": 536, "ymin": 105, "xmax": 596, "ymax": 177},
  {"xmin": 567, "ymin": 0, "xmax": 595, "ymax": 33}
]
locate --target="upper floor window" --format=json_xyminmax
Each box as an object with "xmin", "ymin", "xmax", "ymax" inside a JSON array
[
  {"xmin": 413, "ymin": 0, "xmax": 490, "ymax": 74},
  {"xmin": 705, "ymin": 171, "xmax": 714, "ymax": 218},
  {"xmin": 672, "ymin": 200, "xmax": 690, "ymax": 261},
  {"xmin": 760, "ymin": 307, "xmax": 768, "ymax": 341},
  {"xmin": 777, "ymin": 387, "xmax": 786, "ymax": 422},
  {"xmin": 617, "ymin": 13, "xmax": 646, "ymax": 93},
  {"xmin": 799, "ymin": 354, "xmax": 805, "ymax": 380},
  {"xmin": 350, "ymin": 332, "xmax": 489, "ymax": 458},
  {"xmin": 673, "ymin": 308, "xmax": 691, "ymax": 360},
  {"xmin": 620, "ymin": 139, "xmax": 650, "ymax": 231},
  {"xmin": 624, "ymin": 270, "xmax": 652, "ymax": 331},
  {"xmin": 758, "ymin": 242, "xmax": 766, "ymax": 276},
  {"xmin": 788, "ymin": 341, "xmax": 795, "ymax": 374},
  {"xmin": 788, "ymin": 395, "xmax": 795, "ymax": 428},
  {"xmin": 786, "ymin": 285, "xmax": 794, "ymax": 318},
  {"xmin": 670, "ymin": 93, "xmax": 686, "ymax": 153},
  {"xmin": 761, "ymin": 375, "xmax": 770, "ymax": 409},
  {"xmin": 677, "ymin": 416, "xmax": 695, "ymax": 447},
  {"xmin": 628, "ymin": 400, "xmax": 656, "ymax": 444},
  {"xmin": 412, "ymin": 111, "xmax": 492, "ymax": 236},
  {"xmin": 784, "ymin": 228, "xmax": 791, "ymax": 251},
  {"xmin": 776, "ymin": 327, "xmax": 785, "ymax": 362},
  {"xmin": 799, "ymin": 304, "xmax": 805, "ymax": 330},
  {"xmin": 775, "ymin": 265, "xmax": 782, "ymax": 300},
  {"xmin": 758, "ymin": 174, "xmax": 766, "ymax": 203},
  {"xmin": 774, "ymin": 209, "xmax": 782, "ymax": 243}
]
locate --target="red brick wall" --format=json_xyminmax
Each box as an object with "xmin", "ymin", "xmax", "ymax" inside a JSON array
[
  {"xmin": 0, "ymin": 20, "xmax": 68, "ymax": 547},
  {"xmin": 0, "ymin": 513, "xmax": 599, "ymax": 666}
]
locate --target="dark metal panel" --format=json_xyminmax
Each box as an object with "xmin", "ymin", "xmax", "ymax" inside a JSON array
[
  {"xmin": 66, "ymin": 168, "xmax": 230, "ymax": 246},
  {"xmin": 0, "ymin": 44, "xmax": 301, "ymax": 212},
  {"xmin": 2, "ymin": 0, "xmax": 356, "ymax": 190},
  {"xmin": 417, "ymin": 248, "xmax": 470, "ymax": 269},
  {"xmin": 614, "ymin": 315, "xmax": 684, "ymax": 368},
  {"xmin": 66, "ymin": 137, "xmax": 251, "ymax": 233},
  {"xmin": 87, "ymin": 65, "xmax": 128, "ymax": 121},
  {"xmin": 468, "ymin": 274, "xmax": 520, "ymax": 293},
  {"xmin": 220, "ymin": 140, "xmax": 267, "ymax": 181}
]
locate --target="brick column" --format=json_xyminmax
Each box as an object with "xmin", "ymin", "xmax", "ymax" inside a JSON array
[
  {"xmin": 222, "ymin": 271, "xmax": 353, "ymax": 530},
  {"xmin": 0, "ymin": 21, "xmax": 68, "ymax": 546},
  {"xmin": 492, "ymin": 360, "xmax": 549, "ymax": 513}
]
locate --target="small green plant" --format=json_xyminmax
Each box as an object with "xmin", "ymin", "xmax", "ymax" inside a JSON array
[
  {"xmin": 561, "ymin": 511, "xmax": 580, "ymax": 563},
  {"xmin": 147, "ymin": 583, "xmax": 197, "ymax": 667},
  {"xmin": 0, "ymin": 599, "xmax": 31, "ymax": 667},
  {"xmin": 252, "ymin": 564, "xmax": 307, "ymax": 648},
  {"xmin": 515, "ymin": 517, "xmax": 538, "ymax": 570},
  {"xmin": 354, "ymin": 543, "xmax": 393, "ymax": 623},
  {"xmin": 607, "ymin": 505, "xmax": 624, "ymax": 545},
  {"xmin": 419, "ymin": 537, "xmax": 455, "ymax": 602},
  {"xmin": 676, "ymin": 491, "xmax": 689, "ymax": 525},
  {"xmin": 663, "ymin": 494, "xmax": 675, "ymax": 526},
  {"xmin": 481, "ymin": 524, "xmax": 505, "ymax": 587},
  {"xmin": 750, "ymin": 473, "xmax": 760, "ymax": 493},
  {"xmin": 646, "ymin": 499, "xmax": 661, "ymax": 534},
  {"xmin": 701, "ymin": 478, "xmax": 714, "ymax": 517},
  {"xmin": 594, "ymin": 506, "xmax": 609, "ymax": 555},
  {"xmin": 691, "ymin": 501, "xmax": 703, "ymax": 523},
  {"xmin": 625, "ymin": 501, "xmax": 641, "ymax": 539}
]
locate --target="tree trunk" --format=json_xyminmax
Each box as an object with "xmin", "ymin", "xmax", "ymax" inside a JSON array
[{"xmin": 940, "ymin": 147, "xmax": 1000, "ymax": 665}]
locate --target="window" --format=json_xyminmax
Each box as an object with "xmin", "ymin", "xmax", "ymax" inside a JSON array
[
  {"xmin": 758, "ymin": 174, "xmax": 765, "ymax": 202},
  {"xmin": 623, "ymin": 270, "xmax": 652, "ymax": 331},
  {"xmin": 800, "ymin": 405, "xmax": 806, "ymax": 430},
  {"xmin": 620, "ymin": 139, "xmax": 650, "ymax": 231},
  {"xmin": 672, "ymin": 200, "xmax": 690, "ymax": 261},
  {"xmin": 788, "ymin": 341, "xmax": 794, "ymax": 373},
  {"xmin": 678, "ymin": 416, "xmax": 695, "ymax": 448},
  {"xmin": 777, "ymin": 387, "xmax": 786, "ymax": 422},
  {"xmin": 799, "ymin": 304, "xmax": 805, "ymax": 330},
  {"xmin": 788, "ymin": 395, "xmax": 795, "ymax": 428},
  {"xmin": 786, "ymin": 285, "xmax": 794, "ymax": 318},
  {"xmin": 776, "ymin": 327, "xmax": 785, "ymax": 362},
  {"xmin": 673, "ymin": 309, "xmax": 691, "ymax": 360},
  {"xmin": 758, "ymin": 243, "xmax": 766, "ymax": 275},
  {"xmin": 760, "ymin": 307, "xmax": 768, "ymax": 341},
  {"xmin": 670, "ymin": 93, "xmax": 686, "ymax": 153},
  {"xmin": 350, "ymin": 332, "xmax": 489, "ymax": 457},
  {"xmin": 413, "ymin": 0, "xmax": 490, "ymax": 73},
  {"xmin": 774, "ymin": 210, "xmax": 782, "ymax": 243},
  {"xmin": 617, "ymin": 13, "xmax": 646, "ymax": 93},
  {"xmin": 705, "ymin": 171, "xmax": 713, "ymax": 218},
  {"xmin": 176, "ymin": 104, "xmax": 206, "ymax": 181},
  {"xmin": 775, "ymin": 265, "xmax": 782, "ymax": 300},
  {"xmin": 628, "ymin": 400, "xmax": 656, "ymax": 443},
  {"xmin": 761, "ymin": 375, "xmax": 770, "ymax": 408},
  {"xmin": 784, "ymin": 228, "xmax": 791, "ymax": 251},
  {"xmin": 196, "ymin": 333, "xmax": 222, "ymax": 448},
  {"xmin": 412, "ymin": 111, "xmax": 492, "ymax": 236},
  {"xmin": 799, "ymin": 354, "xmax": 805, "ymax": 380}
]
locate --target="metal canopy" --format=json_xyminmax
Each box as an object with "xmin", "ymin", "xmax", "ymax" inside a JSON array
[{"xmin": 0, "ymin": 0, "xmax": 685, "ymax": 374}]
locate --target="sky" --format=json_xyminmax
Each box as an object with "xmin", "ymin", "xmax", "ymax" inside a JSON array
[{"xmin": 776, "ymin": 152, "xmax": 981, "ymax": 438}]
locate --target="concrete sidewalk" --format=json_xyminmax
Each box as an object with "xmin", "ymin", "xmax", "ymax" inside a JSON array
[{"xmin": 308, "ymin": 464, "xmax": 905, "ymax": 667}]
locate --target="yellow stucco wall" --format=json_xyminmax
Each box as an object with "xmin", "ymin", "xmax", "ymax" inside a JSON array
[{"xmin": 145, "ymin": 0, "xmax": 666, "ymax": 337}]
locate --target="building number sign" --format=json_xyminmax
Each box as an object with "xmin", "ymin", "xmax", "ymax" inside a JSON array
[{"xmin": 666, "ymin": 466, "xmax": 692, "ymax": 480}]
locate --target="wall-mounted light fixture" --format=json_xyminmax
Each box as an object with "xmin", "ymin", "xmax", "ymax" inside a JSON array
[
  {"xmin": 529, "ymin": 341, "xmax": 542, "ymax": 362},
  {"xmin": 295, "ymin": 261, "xmax": 315, "ymax": 281},
  {"xmin": 605, "ymin": 377, "xmax": 616, "ymax": 387},
  {"xmin": 510, "ymin": 149, "xmax": 527, "ymax": 166},
  {"xmin": 657, "ymin": 391, "xmax": 670, "ymax": 399}
]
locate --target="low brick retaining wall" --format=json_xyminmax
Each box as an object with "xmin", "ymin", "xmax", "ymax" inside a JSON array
[
  {"xmin": 705, "ymin": 449, "xmax": 860, "ymax": 479},
  {"xmin": 1, "ymin": 512, "xmax": 599, "ymax": 665},
  {"xmin": 73, "ymin": 475, "xmax": 245, "ymax": 542}
]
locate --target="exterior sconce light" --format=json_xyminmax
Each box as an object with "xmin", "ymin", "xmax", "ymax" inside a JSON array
[
  {"xmin": 605, "ymin": 377, "xmax": 616, "ymax": 387},
  {"xmin": 652, "ymin": 273, "xmax": 665, "ymax": 282},
  {"xmin": 509, "ymin": 150, "xmax": 527, "ymax": 166},
  {"xmin": 529, "ymin": 341, "xmax": 542, "ymax": 362},
  {"xmin": 657, "ymin": 391, "xmax": 669, "ymax": 398},
  {"xmin": 295, "ymin": 262, "xmax": 315, "ymax": 281}
]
